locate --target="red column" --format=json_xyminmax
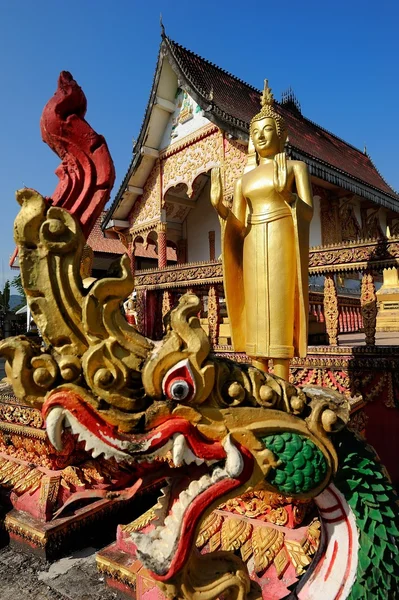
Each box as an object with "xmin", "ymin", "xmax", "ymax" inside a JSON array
[{"xmin": 158, "ymin": 223, "xmax": 167, "ymax": 269}]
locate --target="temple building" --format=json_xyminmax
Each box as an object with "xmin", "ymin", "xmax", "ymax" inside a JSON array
[
  {"xmin": 102, "ymin": 32, "xmax": 399, "ymax": 483},
  {"xmin": 103, "ymin": 32, "xmax": 398, "ymax": 341}
]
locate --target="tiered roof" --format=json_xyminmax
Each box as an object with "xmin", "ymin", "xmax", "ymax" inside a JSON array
[
  {"xmin": 104, "ymin": 34, "xmax": 398, "ymax": 227},
  {"xmin": 166, "ymin": 37, "xmax": 397, "ymax": 204}
]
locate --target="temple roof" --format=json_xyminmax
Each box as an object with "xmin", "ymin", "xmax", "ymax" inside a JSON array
[
  {"xmin": 103, "ymin": 34, "xmax": 398, "ymax": 228},
  {"xmin": 87, "ymin": 214, "xmax": 127, "ymax": 254},
  {"xmin": 165, "ymin": 37, "xmax": 397, "ymax": 202}
]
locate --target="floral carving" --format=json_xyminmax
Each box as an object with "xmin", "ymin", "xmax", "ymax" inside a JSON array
[
  {"xmin": 324, "ymin": 275, "xmax": 339, "ymax": 345},
  {"xmin": 162, "ymin": 130, "xmax": 222, "ymax": 197},
  {"xmin": 131, "ymin": 161, "xmax": 161, "ymax": 226},
  {"xmin": 361, "ymin": 273, "xmax": 377, "ymax": 345},
  {"xmin": 223, "ymin": 137, "xmax": 247, "ymax": 197}
]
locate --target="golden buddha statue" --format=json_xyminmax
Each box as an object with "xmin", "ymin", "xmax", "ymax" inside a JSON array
[{"xmin": 211, "ymin": 80, "xmax": 313, "ymax": 381}]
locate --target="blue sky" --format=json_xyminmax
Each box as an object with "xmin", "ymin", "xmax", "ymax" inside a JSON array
[{"xmin": 0, "ymin": 0, "xmax": 398, "ymax": 291}]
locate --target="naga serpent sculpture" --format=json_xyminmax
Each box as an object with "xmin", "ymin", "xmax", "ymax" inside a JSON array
[{"xmin": 1, "ymin": 73, "xmax": 398, "ymax": 600}]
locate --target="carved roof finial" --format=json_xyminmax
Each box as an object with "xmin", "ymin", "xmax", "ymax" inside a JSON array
[{"xmin": 160, "ymin": 13, "xmax": 165, "ymax": 37}]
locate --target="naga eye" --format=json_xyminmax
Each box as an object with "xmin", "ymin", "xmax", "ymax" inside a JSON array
[
  {"xmin": 162, "ymin": 359, "xmax": 196, "ymax": 403},
  {"xmin": 169, "ymin": 380, "xmax": 190, "ymax": 401}
]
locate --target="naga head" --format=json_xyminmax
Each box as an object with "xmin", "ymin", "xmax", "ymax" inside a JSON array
[
  {"xmin": 1, "ymin": 188, "xmax": 349, "ymax": 579},
  {"xmin": 0, "ymin": 73, "xmax": 350, "ymax": 586}
]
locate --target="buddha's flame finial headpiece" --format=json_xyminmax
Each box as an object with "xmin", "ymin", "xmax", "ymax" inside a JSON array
[
  {"xmin": 261, "ymin": 79, "xmax": 274, "ymax": 107},
  {"xmin": 250, "ymin": 79, "xmax": 287, "ymax": 143}
]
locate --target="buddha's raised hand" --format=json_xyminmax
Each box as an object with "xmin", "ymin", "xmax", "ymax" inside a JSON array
[
  {"xmin": 273, "ymin": 152, "xmax": 296, "ymax": 204},
  {"xmin": 273, "ymin": 152, "xmax": 288, "ymax": 193},
  {"xmin": 211, "ymin": 167, "xmax": 228, "ymax": 219}
]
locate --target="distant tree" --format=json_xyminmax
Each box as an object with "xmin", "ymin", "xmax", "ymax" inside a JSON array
[
  {"xmin": 0, "ymin": 281, "xmax": 10, "ymax": 314},
  {"xmin": 12, "ymin": 274, "xmax": 24, "ymax": 298}
]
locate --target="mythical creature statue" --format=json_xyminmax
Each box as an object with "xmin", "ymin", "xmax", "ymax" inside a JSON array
[{"xmin": 1, "ymin": 73, "xmax": 398, "ymax": 600}]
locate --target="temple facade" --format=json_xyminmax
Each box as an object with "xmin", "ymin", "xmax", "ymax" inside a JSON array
[{"xmin": 103, "ymin": 33, "xmax": 399, "ymax": 482}]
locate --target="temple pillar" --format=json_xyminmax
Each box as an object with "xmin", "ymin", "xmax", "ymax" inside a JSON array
[
  {"xmin": 324, "ymin": 274, "xmax": 339, "ymax": 345},
  {"xmin": 208, "ymin": 285, "xmax": 220, "ymax": 347},
  {"xmin": 135, "ymin": 290, "xmax": 146, "ymax": 336},
  {"xmin": 129, "ymin": 240, "xmax": 136, "ymax": 279},
  {"xmin": 361, "ymin": 272, "xmax": 377, "ymax": 345},
  {"xmin": 208, "ymin": 230, "xmax": 216, "ymax": 261},
  {"xmin": 158, "ymin": 223, "xmax": 167, "ymax": 269}
]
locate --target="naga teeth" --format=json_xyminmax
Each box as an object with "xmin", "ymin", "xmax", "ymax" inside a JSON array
[
  {"xmin": 171, "ymin": 433, "xmax": 205, "ymax": 468},
  {"xmin": 46, "ymin": 407, "xmax": 130, "ymax": 463},
  {"xmin": 172, "ymin": 434, "xmax": 185, "ymax": 467},
  {"xmin": 223, "ymin": 434, "xmax": 244, "ymax": 478},
  {"xmin": 46, "ymin": 407, "xmax": 65, "ymax": 451},
  {"xmin": 154, "ymin": 482, "xmax": 172, "ymax": 522}
]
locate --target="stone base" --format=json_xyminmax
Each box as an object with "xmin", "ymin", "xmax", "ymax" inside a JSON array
[
  {"xmin": 5, "ymin": 500, "xmax": 118, "ymax": 560},
  {"xmin": 4, "ymin": 487, "xmax": 159, "ymax": 561},
  {"xmin": 96, "ymin": 545, "xmax": 142, "ymax": 599},
  {"xmin": 376, "ymin": 309, "xmax": 399, "ymax": 332}
]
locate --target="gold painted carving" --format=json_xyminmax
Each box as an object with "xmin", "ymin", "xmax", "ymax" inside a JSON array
[
  {"xmin": 284, "ymin": 539, "xmax": 312, "ymax": 575},
  {"xmin": 324, "ymin": 274, "xmax": 339, "ymax": 345},
  {"xmin": 130, "ymin": 161, "xmax": 161, "ymax": 226},
  {"xmin": 361, "ymin": 272, "xmax": 377, "ymax": 345},
  {"xmin": 220, "ymin": 518, "xmax": 252, "ymax": 552},
  {"xmin": 0, "ymin": 189, "xmax": 153, "ymax": 428},
  {"xmin": 340, "ymin": 199, "xmax": 360, "ymax": 242},
  {"xmin": 252, "ymin": 526, "xmax": 284, "ymax": 574},
  {"xmin": 274, "ymin": 547, "xmax": 290, "ymax": 579},
  {"xmin": 196, "ymin": 512, "xmax": 223, "ymax": 548},
  {"xmin": 156, "ymin": 549, "xmax": 252, "ymax": 600},
  {"xmin": 162, "ymin": 130, "xmax": 221, "ymax": 198},
  {"xmin": 223, "ymin": 137, "xmax": 247, "ymax": 197},
  {"xmin": 207, "ymin": 285, "xmax": 220, "ymax": 347},
  {"xmin": 142, "ymin": 294, "xmax": 215, "ymax": 405},
  {"xmin": 162, "ymin": 290, "xmax": 174, "ymax": 324},
  {"xmin": 123, "ymin": 507, "xmax": 157, "ymax": 534}
]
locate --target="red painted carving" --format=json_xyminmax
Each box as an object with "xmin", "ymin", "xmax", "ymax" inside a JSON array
[{"xmin": 40, "ymin": 71, "xmax": 115, "ymax": 237}]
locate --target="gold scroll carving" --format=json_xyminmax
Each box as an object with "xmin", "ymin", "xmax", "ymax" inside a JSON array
[
  {"xmin": 324, "ymin": 275, "xmax": 339, "ymax": 345},
  {"xmin": 162, "ymin": 129, "xmax": 222, "ymax": 198},
  {"xmin": 361, "ymin": 273, "xmax": 377, "ymax": 345}
]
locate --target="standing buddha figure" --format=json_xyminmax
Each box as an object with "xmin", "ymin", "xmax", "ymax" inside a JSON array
[{"xmin": 211, "ymin": 80, "xmax": 313, "ymax": 381}]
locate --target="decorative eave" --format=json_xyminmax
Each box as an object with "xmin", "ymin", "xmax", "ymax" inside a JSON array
[
  {"xmin": 287, "ymin": 147, "xmax": 399, "ymax": 211},
  {"xmin": 163, "ymin": 36, "xmax": 249, "ymax": 141},
  {"xmin": 102, "ymin": 42, "xmax": 174, "ymax": 230}
]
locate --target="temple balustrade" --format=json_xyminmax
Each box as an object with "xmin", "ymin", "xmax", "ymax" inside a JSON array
[{"xmin": 133, "ymin": 236, "xmax": 399, "ymax": 347}]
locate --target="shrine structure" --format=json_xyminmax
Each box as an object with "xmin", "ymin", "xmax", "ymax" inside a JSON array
[
  {"xmin": 0, "ymin": 64, "xmax": 398, "ymax": 600},
  {"xmin": 103, "ymin": 32, "xmax": 399, "ymax": 485}
]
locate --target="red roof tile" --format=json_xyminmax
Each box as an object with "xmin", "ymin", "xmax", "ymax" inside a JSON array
[
  {"xmin": 89, "ymin": 213, "xmax": 176, "ymax": 260},
  {"xmin": 87, "ymin": 214, "xmax": 126, "ymax": 254}
]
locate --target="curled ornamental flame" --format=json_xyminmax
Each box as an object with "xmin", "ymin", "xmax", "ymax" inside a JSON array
[{"xmin": 40, "ymin": 71, "xmax": 115, "ymax": 237}]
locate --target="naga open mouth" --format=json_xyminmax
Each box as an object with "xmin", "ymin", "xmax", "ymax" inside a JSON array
[{"xmin": 42, "ymin": 390, "xmax": 254, "ymax": 578}]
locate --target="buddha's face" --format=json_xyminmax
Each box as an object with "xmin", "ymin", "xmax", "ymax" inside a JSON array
[{"xmin": 251, "ymin": 117, "xmax": 280, "ymax": 158}]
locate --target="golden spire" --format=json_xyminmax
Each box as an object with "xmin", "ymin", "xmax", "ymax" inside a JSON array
[
  {"xmin": 250, "ymin": 79, "xmax": 286, "ymax": 142},
  {"xmin": 261, "ymin": 79, "xmax": 274, "ymax": 107}
]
